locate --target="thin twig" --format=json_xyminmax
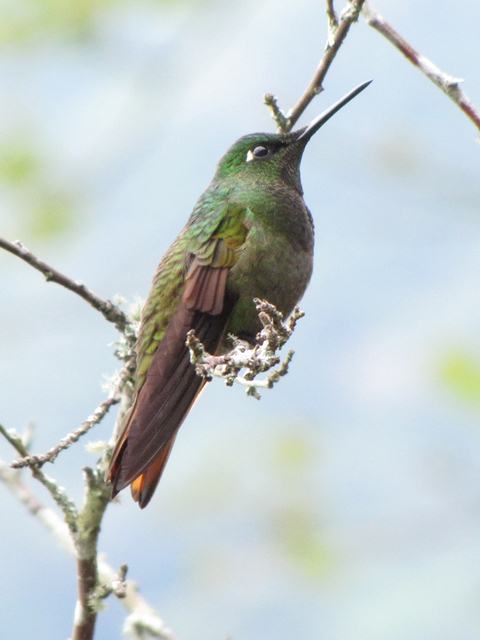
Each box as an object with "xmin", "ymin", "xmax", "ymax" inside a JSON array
[
  {"xmin": 11, "ymin": 398, "xmax": 119, "ymax": 469},
  {"xmin": 0, "ymin": 237, "xmax": 130, "ymax": 334},
  {"xmin": 11, "ymin": 362, "xmax": 134, "ymax": 470},
  {"xmin": 264, "ymin": 93, "xmax": 289, "ymax": 133},
  {"xmin": 286, "ymin": 0, "xmax": 366, "ymax": 130},
  {"xmin": 0, "ymin": 424, "xmax": 78, "ymax": 533},
  {"xmin": 363, "ymin": 2, "xmax": 480, "ymax": 134},
  {"xmin": 326, "ymin": 0, "xmax": 339, "ymax": 36}
]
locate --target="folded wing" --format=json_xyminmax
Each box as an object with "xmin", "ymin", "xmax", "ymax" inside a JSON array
[{"xmin": 108, "ymin": 206, "xmax": 248, "ymax": 508}]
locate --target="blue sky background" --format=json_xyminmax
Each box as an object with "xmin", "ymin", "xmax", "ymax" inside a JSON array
[{"xmin": 1, "ymin": 1, "xmax": 480, "ymax": 638}]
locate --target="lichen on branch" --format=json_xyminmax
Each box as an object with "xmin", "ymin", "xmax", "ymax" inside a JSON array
[{"xmin": 186, "ymin": 299, "xmax": 304, "ymax": 400}]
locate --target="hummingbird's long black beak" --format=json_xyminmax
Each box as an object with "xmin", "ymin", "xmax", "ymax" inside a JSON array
[{"xmin": 296, "ymin": 80, "xmax": 372, "ymax": 142}]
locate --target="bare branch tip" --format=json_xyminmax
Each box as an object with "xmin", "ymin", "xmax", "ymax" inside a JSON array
[
  {"xmin": 263, "ymin": 92, "xmax": 289, "ymax": 133},
  {"xmin": 363, "ymin": 2, "xmax": 480, "ymax": 134}
]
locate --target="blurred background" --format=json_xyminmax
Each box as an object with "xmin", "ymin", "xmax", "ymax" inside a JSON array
[{"xmin": 1, "ymin": 0, "xmax": 480, "ymax": 638}]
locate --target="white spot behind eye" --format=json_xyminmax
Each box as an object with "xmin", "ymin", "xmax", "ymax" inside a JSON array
[{"xmin": 246, "ymin": 149, "xmax": 254, "ymax": 162}]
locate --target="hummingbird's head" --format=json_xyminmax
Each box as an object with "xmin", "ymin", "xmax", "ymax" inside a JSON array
[{"xmin": 214, "ymin": 81, "xmax": 371, "ymax": 194}]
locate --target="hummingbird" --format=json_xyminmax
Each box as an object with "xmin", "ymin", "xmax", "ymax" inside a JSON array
[{"xmin": 108, "ymin": 81, "xmax": 370, "ymax": 508}]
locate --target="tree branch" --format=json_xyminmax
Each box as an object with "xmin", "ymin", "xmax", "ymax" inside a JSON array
[
  {"xmin": 285, "ymin": 0, "xmax": 366, "ymax": 131},
  {"xmin": 0, "ymin": 236, "xmax": 142, "ymax": 638},
  {"xmin": 363, "ymin": 2, "xmax": 480, "ymax": 134},
  {"xmin": 0, "ymin": 237, "xmax": 130, "ymax": 334},
  {"xmin": 0, "ymin": 460, "xmax": 173, "ymax": 639},
  {"xmin": 72, "ymin": 466, "xmax": 112, "ymax": 640}
]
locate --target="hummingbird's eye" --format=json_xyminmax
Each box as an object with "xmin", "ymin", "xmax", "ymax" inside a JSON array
[
  {"xmin": 253, "ymin": 145, "xmax": 268, "ymax": 157},
  {"xmin": 246, "ymin": 145, "xmax": 269, "ymax": 162}
]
